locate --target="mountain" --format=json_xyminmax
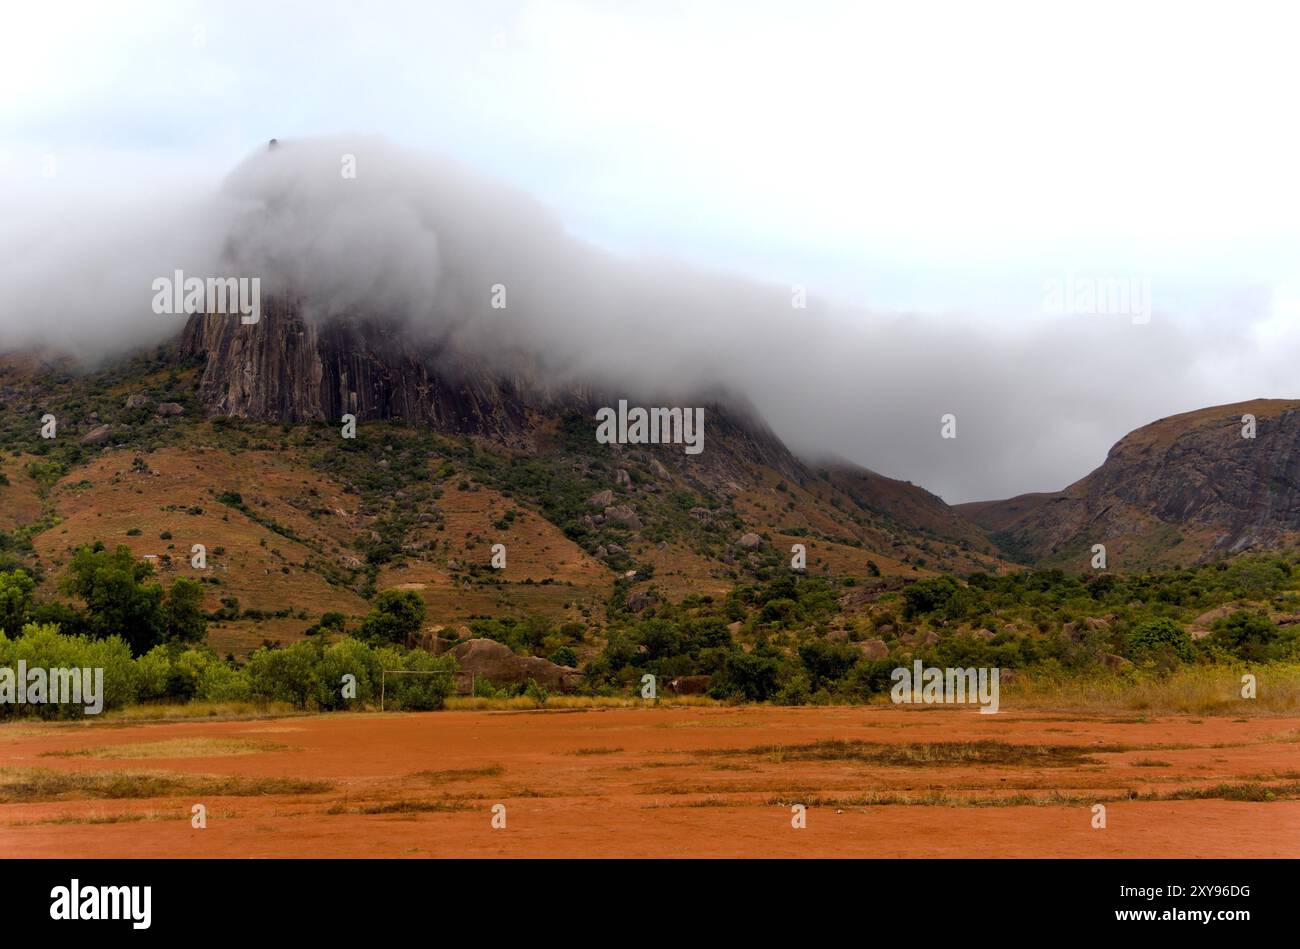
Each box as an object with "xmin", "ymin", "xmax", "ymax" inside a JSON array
[
  {"xmin": 0, "ymin": 311, "xmax": 1009, "ymax": 657},
  {"xmin": 960, "ymin": 399, "xmax": 1300, "ymax": 568}
]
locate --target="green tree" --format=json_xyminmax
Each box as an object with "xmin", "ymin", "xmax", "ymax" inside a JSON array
[
  {"xmin": 1210, "ymin": 610, "xmax": 1287, "ymax": 661},
  {"xmin": 357, "ymin": 589, "xmax": 427, "ymax": 646},
  {"xmin": 0, "ymin": 569, "xmax": 35, "ymax": 634},
  {"xmin": 163, "ymin": 577, "xmax": 207, "ymax": 644},
  {"xmin": 1127, "ymin": 617, "xmax": 1194, "ymax": 663},
  {"xmin": 60, "ymin": 544, "xmax": 165, "ymax": 655}
]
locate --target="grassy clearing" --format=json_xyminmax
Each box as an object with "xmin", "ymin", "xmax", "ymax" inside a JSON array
[
  {"xmin": 42, "ymin": 738, "xmax": 289, "ymax": 760},
  {"xmin": 0, "ymin": 767, "xmax": 331, "ymax": 803},
  {"xmin": 1007, "ymin": 664, "xmax": 1300, "ymax": 715}
]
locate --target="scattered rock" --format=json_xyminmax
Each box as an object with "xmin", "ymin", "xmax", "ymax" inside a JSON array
[
  {"xmin": 603, "ymin": 505, "xmax": 643, "ymax": 531},
  {"xmin": 409, "ymin": 627, "xmax": 454, "ymax": 655},
  {"xmin": 669, "ymin": 675, "xmax": 711, "ymax": 695},
  {"xmin": 80, "ymin": 424, "xmax": 112, "ymax": 445},
  {"xmin": 857, "ymin": 638, "xmax": 889, "ymax": 660},
  {"xmin": 688, "ymin": 507, "xmax": 714, "ymax": 526},
  {"xmin": 625, "ymin": 590, "xmax": 657, "ymax": 613}
]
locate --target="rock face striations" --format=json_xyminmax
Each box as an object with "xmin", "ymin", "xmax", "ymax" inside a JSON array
[
  {"xmin": 959, "ymin": 400, "xmax": 1300, "ymax": 567},
  {"xmin": 181, "ymin": 300, "xmax": 539, "ymax": 444}
]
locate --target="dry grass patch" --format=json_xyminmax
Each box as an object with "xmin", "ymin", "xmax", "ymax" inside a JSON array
[
  {"xmin": 326, "ymin": 798, "xmax": 472, "ymax": 815},
  {"xmin": 42, "ymin": 738, "xmax": 290, "ymax": 760},
  {"xmin": 103, "ymin": 700, "xmax": 304, "ymax": 723},
  {"xmin": 700, "ymin": 740, "xmax": 1103, "ymax": 768},
  {"xmin": 1008, "ymin": 664, "xmax": 1300, "ymax": 715},
  {"xmin": 0, "ymin": 767, "xmax": 331, "ymax": 803},
  {"xmin": 408, "ymin": 764, "xmax": 505, "ymax": 783}
]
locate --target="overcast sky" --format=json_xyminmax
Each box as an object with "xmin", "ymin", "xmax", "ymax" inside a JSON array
[{"xmin": 2, "ymin": 1, "xmax": 1298, "ymax": 503}]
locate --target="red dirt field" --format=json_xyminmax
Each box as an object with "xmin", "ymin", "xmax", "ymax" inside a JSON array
[{"xmin": 3, "ymin": 706, "xmax": 1299, "ymax": 858}]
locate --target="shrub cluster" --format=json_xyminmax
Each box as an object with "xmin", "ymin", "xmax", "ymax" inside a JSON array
[{"xmin": 0, "ymin": 624, "xmax": 456, "ymax": 718}]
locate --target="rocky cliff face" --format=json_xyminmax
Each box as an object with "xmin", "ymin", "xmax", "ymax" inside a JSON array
[
  {"xmin": 959, "ymin": 399, "xmax": 1300, "ymax": 566},
  {"xmin": 179, "ymin": 298, "xmax": 812, "ymax": 485},
  {"xmin": 180, "ymin": 300, "xmax": 545, "ymax": 444}
]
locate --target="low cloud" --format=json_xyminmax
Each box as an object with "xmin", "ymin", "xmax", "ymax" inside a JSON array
[{"xmin": 0, "ymin": 136, "xmax": 1291, "ymax": 503}]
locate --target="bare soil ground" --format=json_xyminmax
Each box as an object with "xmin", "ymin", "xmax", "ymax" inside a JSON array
[{"xmin": 3, "ymin": 706, "xmax": 1298, "ymax": 857}]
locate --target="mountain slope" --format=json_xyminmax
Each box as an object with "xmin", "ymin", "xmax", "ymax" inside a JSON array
[
  {"xmin": 960, "ymin": 399, "xmax": 1300, "ymax": 568},
  {"xmin": 0, "ymin": 319, "xmax": 1010, "ymax": 655}
]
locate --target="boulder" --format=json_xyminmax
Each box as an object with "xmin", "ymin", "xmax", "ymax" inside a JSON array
[
  {"xmin": 154, "ymin": 402, "xmax": 184, "ymax": 416},
  {"xmin": 409, "ymin": 626, "xmax": 455, "ymax": 655},
  {"xmin": 80, "ymin": 424, "xmax": 112, "ymax": 445},
  {"xmin": 625, "ymin": 590, "xmax": 657, "ymax": 613},
  {"xmin": 586, "ymin": 489, "xmax": 615, "ymax": 509},
  {"xmin": 1100, "ymin": 653, "xmax": 1134, "ymax": 670},
  {"xmin": 688, "ymin": 507, "xmax": 714, "ymax": 526},
  {"xmin": 737, "ymin": 532, "xmax": 762, "ymax": 549},
  {"xmin": 972, "ymin": 628, "xmax": 995, "ymax": 641},
  {"xmin": 603, "ymin": 505, "xmax": 643, "ymax": 531},
  {"xmin": 449, "ymin": 638, "xmax": 582, "ymax": 694},
  {"xmin": 857, "ymin": 638, "xmax": 889, "ymax": 660},
  {"xmin": 669, "ymin": 675, "xmax": 711, "ymax": 695},
  {"xmin": 124, "ymin": 393, "xmax": 150, "ymax": 409}
]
